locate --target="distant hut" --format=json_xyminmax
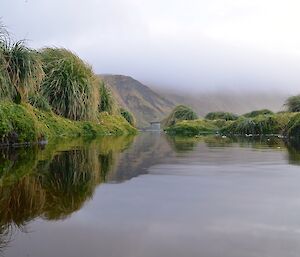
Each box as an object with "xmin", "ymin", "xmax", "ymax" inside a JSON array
[{"xmin": 149, "ymin": 121, "xmax": 161, "ymax": 131}]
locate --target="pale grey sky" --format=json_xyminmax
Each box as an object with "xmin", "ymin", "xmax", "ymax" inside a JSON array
[{"xmin": 2, "ymin": 0, "xmax": 300, "ymax": 92}]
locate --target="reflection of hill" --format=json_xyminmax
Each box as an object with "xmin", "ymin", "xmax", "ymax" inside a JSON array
[
  {"xmin": 108, "ymin": 134, "xmax": 300, "ymax": 184},
  {"xmin": 107, "ymin": 133, "xmax": 175, "ymax": 182}
]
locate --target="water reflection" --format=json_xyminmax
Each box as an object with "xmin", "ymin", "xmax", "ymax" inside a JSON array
[
  {"xmin": 285, "ymin": 138, "xmax": 300, "ymax": 165},
  {"xmin": 166, "ymin": 135, "xmax": 286, "ymax": 150},
  {"xmin": 1, "ymin": 133, "xmax": 300, "ymax": 257},
  {"xmin": 0, "ymin": 136, "xmax": 134, "ymax": 250}
]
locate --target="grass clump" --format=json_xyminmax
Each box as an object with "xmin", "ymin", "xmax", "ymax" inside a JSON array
[
  {"xmin": 0, "ymin": 40, "xmax": 44, "ymax": 103},
  {"xmin": 28, "ymin": 94, "xmax": 51, "ymax": 111},
  {"xmin": 221, "ymin": 113, "xmax": 294, "ymax": 135},
  {"xmin": 284, "ymin": 113, "xmax": 300, "ymax": 137},
  {"xmin": 205, "ymin": 111, "xmax": 238, "ymax": 121},
  {"xmin": 0, "ymin": 102, "xmax": 43, "ymax": 144},
  {"xmin": 285, "ymin": 95, "xmax": 300, "ymax": 112},
  {"xmin": 243, "ymin": 109, "xmax": 273, "ymax": 118},
  {"xmin": 120, "ymin": 108, "xmax": 135, "ymax": 126},
  {"xmin": 98, "ymin": 81, "xmax": 114, "ymax": 114},
  {"xmin": 163, "ymin": 105, "xmax": 198, "ymax": 127},
  {"xmin": 40, "ymin": 48, "xmax": 98, "ymax": 121},
  {"xmin": 165, "ymin": 119, "xmax": 218, "ymax": 136}
]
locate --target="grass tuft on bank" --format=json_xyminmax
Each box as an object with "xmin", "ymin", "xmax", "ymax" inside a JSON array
[
  {"xmin": 165, "ymin": 119, "xmax": 218, "ymax": 136},
  {"xmin": 221, "ymin": 113, "xmax": 295, "ymax": 136}
]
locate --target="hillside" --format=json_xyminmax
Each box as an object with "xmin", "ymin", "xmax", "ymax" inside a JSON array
[
  {"xmin": 100, "ymin": 74, "xmax": 288, "ymax": 128},
  {"xmin": 100, "ymin": 75, "xmax": 175, "ymax": 128}
]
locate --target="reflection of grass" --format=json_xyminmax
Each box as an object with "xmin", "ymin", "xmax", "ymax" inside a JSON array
[
  {"xmin": 0, "ymin": 147, "xmax": 39, "ymax": 187},
  {"xmin": 166, "ymin": 135, "xmax": 198, "ymax": 152},
  {"xmin": 0, "ymin": 135, "xmax": 135, "ymax": 251},
  {"xmin": 285, "ymin": 138, "xmax": 300, "ymax": 165},
  {"xmin": 0, "ymin": 175, "xmax": 46, "ymax": 251},
  {"xmin": 41, "ymin": 151, "xmax": 98, "ymax": 220},
  {"xmin": 0, "ymin": 176, "xmax": 45, "ymax": 227},
  {"xmin": 99, "ymin": 151, "xmax": 113, "ymax": 182},
  {"xmin": 167, "ymin": 135, "xmax": 286, "ymax": 152}
]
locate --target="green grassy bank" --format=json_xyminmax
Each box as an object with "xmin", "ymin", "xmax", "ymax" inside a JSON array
[
  {"xmin": 0, "ymin": 102, "xmax": 137, "ymax": 145},
  {"xmin": 165, "ymin": 112, "xmax": 300, "ymax": 138}
]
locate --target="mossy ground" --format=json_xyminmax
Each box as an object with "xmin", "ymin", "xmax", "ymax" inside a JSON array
[{"xmin": 0, "ymin": 102, "xmax": 137, "ymax": 145}]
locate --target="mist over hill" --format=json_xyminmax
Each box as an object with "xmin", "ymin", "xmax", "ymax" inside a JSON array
[
  {"xmin": 101, "ymin": 74, "xmax": 290, "ymax": 128},
  {"xmin": 156, "ymin": 89, "xmax": 289, "ymax": 116}
]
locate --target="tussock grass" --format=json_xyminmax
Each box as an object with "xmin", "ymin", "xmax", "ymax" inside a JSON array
[
  {"xmin": 120, "ymin": 108, "xmax": 135, "ymax": 126},
  {"xmin": 165, "ymin": 119, "xmax": 218, "ymax": 136},
  {"xmin": 40, "ymin": 48, "xmax": 98, "ymax": 121},
  {"xmin": 163, "ymin": 105, "xmax": 198, "ymax": 127},
  {"xmin": 284, "ymin": 113, "xmax": 300, "ymax": 137},
  {"xmin": 28, "ymin": 94, "xmax": 51, "ymax": 111},
  {"xmin": 98, "ymin": 81, "xmax": 115, "ymax": 114},
  {"xmin": 221, "ymin": 113, "xmax": 295, "ymax": 135},
  {"xmin": 285, "ymin": 95, "xmax": 300, "ymax": 112},
  {"xmin": 0, "ymin": 40, "xmax": 44, "ymax": 103},
  {"xmin": 205, "ymin": 111, "xmax": 238, "ymax": 121},
  {"xmin": 165, "ymin": 113, "xmax": 296, "ymax": 137},
  {"xmin": 243, "ymin": 109, "xmax": 273, "ymax": 118}
]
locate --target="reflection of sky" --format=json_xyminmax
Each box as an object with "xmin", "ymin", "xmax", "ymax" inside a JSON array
[{"xmin": 6, "ymin": 142, "xmax": 300, "ymax": 257}]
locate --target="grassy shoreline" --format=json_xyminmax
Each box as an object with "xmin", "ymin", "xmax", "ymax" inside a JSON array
[
  {"xmin": 0, "ymin": 102, "xmax": 137, "ymax": 146},
  {"xmin": 165, "ymin": 112, "xmax": 300, "ymax": 138}
]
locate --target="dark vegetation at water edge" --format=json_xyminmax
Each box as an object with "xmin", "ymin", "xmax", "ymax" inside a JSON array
[
  {"xmin": 0, "ymin": 23, "xmax": 136, "ymax": 145},
  {"xmin": 164, "ymin": 103, "xmax": 300, "ymax": 138}
]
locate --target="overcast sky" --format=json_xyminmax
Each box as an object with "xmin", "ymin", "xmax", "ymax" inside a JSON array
[{"xmin": 2, "ymin": 0, "xmax": 300, "ymax": 93}]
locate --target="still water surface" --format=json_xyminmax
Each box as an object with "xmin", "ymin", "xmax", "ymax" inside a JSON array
[{"xmin": 1, "ymin": 133, "xmax": 300, "ymax": 257}]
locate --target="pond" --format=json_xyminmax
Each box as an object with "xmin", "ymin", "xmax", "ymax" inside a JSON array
[{"xmin": 1, "ymin": 133, "xmax": 300, "ymax": 257}]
